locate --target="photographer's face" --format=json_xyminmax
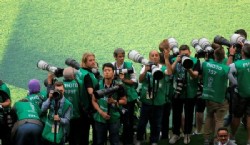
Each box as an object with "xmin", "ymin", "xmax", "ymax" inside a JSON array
[
  {"xmin": 149, "ymin": 50, "xmax": 160, "ymax": 64},
  {"xmin": 115, "ymin": 53, "xmax": 125, "ymax": 65},
  {"xmin": 103, "ymin": 67, "xmax": 114, "ymax": 79},
  {"xmin": 85, "ymin": 56, "xmax": 96, "ymax": 69},
  {"xmin": 179, "ymin": 49, "xmax": 191, "ymax": 56},
  {"xmin": 55, "ymin": 85, "xmax": 64, "ymax": 95}
]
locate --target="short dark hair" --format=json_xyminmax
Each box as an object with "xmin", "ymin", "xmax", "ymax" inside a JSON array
[
  {"xmin": 102, "ymin": 63, "xmax": 115, "ymax": 71},
  {"xmin": 179, "ymin": 45, "xmax": 190, "ymax": 51},
  {"xmin": 214, "ymin": 45, "xmax": 225, "ymax": 62},
  {"xmin": 243, "ymin": 43, "xmax": 250, "ymax": 58},
  {"xmin": 54, "ymin": 81, "xmax": 65, "ymax": 89},
  {"xmin": 217, "ymin": 127, "xmax": 229, "ymax": 134},
  {"xmin": 235, "ymin": 29, "xmax": 247, "ymax": 39},
  {"xmin": 113, "ymin": 48, "xmax": 125, "ymax": 57}
]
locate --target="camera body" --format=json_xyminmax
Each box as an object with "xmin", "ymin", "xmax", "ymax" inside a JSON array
[
  {"xmin": 114, "ymin": 68, "xmax": 134, "ymax": 76},
  {"xmin": 52, "ymin": 90, "xmax": 63, "ymax": 101},
  {"xmin": 128, "ymin": 50, "xmax": 164, "ymax": 80},
  {"xmin": 180, "ymin": 55, "xmax": 193, "ymax": 69},
  {"xmin": 174, "ymin": 77, "xmax": 186, "ymax": 98},
  {"xmin": 37, "ymin": 60, "xmax": 64, "ymax": 77}
]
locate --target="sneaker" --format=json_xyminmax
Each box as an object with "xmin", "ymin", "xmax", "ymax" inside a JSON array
[
  {"xmin": 169, "ymin": 134, "xmax": 180, "ymax": 144},
  {"xmin": 135, "ymin": 140, "xmax": 141, "ymax": 145},
  {"xmin": 192, "ymin": 130, "xmax": 202, "ymax": 135},
  {"xmin": 204, "ymin": 139, "xmax": 210, "ymax": 145},
  {"xmin": 183, "ymin": 134, "xmax": 190, "ymax": 144}
]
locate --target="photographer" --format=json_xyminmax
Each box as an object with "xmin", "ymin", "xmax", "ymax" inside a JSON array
[
  {"xmin": 41, "ymin": 79, "xmax": 73, "ymax": 145},
  {"xmin": 76, "ymin": 52, "xmax": 99, "ymax": 145},
  {"xmin": 0, "ymin": 80, "xmax": 11, "ymax": 145},
  {"xmin": 169, "ymin": 45, "xmax": 200, "ymax": 144},
  {"xmin": 26, "ymin": 79, "xmax": 47, "ymax": 124},
  {"xmin": 11, "ymin": 98, "xmax": 43, "ymax": 145},
  {"xmin": 92, "ymin": 63, "xmax": 127, "ymax": 145},
  {"xmin": 112, "ymin": 48, "xmax": 139, "ymax": 145},
  {"xmin": 62, "ymin": 67, "xmax": 82, "ymax": 145},
  {"xmin": 229, "ymin": 44, "xmax": 250, "ymax": 144},
  {"xmin": 136, "ymin": 49, "xmax": 172, "ymax": 145},
  {"xmin": 201, "ymin": 46, "xmax": 229, "ymax": 145}
]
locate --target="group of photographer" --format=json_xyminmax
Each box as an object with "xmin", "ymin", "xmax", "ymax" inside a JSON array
[{"xmin": 1, "ymin": 28, "xmax": 250, "ymax": 145}]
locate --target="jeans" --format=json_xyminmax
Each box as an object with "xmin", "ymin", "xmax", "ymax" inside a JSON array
[
  {"xmin": 14, "ymin": 123, "xmax": 43, "ymax": 145},
  {"xmin": 122, "ymin": 100, "xmax": 136, "ymax": 144},
  {"xmin": 172, "ymin": 97, "xmax": 195, "ymax": 135},
  {"xmin": 137, "ymin": 103, "xmax": 164, "ymax": 144},
  {"xmin": 95, "ymin": 121, "xmax": 120, "ymax": 145}
]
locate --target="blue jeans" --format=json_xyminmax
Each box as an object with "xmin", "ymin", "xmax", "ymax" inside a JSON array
[
  {"xmin": 137, "ymin": 103, "xmax": 163, "ymax": 144},
  {"xmin": 95, "ymin": 121, "xmax": 120, "ymax": 145},
  {"xmin": 14, "ymin": 123, "xmax": 43, "ymax": 145}
]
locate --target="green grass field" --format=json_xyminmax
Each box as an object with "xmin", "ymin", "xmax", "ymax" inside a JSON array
[{"xmin": 0, "ymin": 0, "xmax": 249, "ymax": 144}]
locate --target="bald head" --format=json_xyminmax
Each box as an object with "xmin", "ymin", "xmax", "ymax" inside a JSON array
[{"xmin": 149, "ymin": 50, "xmax": 160, "ymax": 64}]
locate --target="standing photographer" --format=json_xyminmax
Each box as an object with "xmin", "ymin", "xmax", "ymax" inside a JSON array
[
  {"xmin": 112, "ymin": 48, "xmax": 139, "ymax": 145},
  {"xmin": 136, "ymin": 49, "xmax": 172, "ymax": 145},
  {"xmin": 201, "ymin": 46, "xmax": 229, "ymax": 145},
  {"xmin": 77, "ymin": 52, "xmax": 99, "ymax": 145},
  {"xmin": 0, "ymin": 80, "xmax": 11, "ymax": 145},
  {"xmin": 229, "ymin": 44, "xmax": 250, "ymax": 144},
  {"xmin": 92, "ymin": 63, "xmax": 127, "ymax": 145},
  {"xmin": 41, "ymin": 77, "xmax": 73, "ymax": 145},
  {"xmin": 169, "ymin": 45, "xmax": 200, "ymax": 144}
]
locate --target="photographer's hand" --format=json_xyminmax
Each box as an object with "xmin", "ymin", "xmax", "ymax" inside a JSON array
[
  {"xmin": 227, "ymin": 45, "xmax": 236, "ymax": 65},
  {"xmin": 100, "ymin": 111, "xmax": 110, "ymax": 120},
  {"xmin": 47, "ymin": 73, "xmax": 55, "ymax": 85},
  {"xmin": 54, "ymin": 115, "xmax": 61, "ymax": 122}
]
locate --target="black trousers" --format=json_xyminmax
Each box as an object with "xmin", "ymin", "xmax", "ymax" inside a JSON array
[
  {"xmin": 121, "ymin": 100, "xmax": 136, "ymax": 145},
  {"xmin": 161, "ymin": 102, "xmax": 171, "ymax": 139},
  {"xmin": 171, "ymin": 97, "xmax": 195, "ymax": 135}
]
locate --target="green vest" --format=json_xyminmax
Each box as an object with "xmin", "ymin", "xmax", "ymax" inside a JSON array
[
  {"xmin": 0, "ymin": 83, "xmax": 11, "ymax": 120},
  {"xmin": 93, "ymin": 80, "xmax": 121, "ymax": 123},
  {"xmin": 140, "ymin": 65, "xmax": 167, "ymax": 106},
  {"xmin": 63, "ymin": 79, "xmax": 81, "ymax": 119},
  {"xmin": 42, "ymin": 98, "xmax": 72, "ymax": 144},
  {"xmin": 77, "ymin": 68, "xmax": 98, "ymax": 110},
  {"xmin": 235, "ymin": 59, "xmax": 250, "ymax": 97},
  {"xmin": 14, "ymin": 101, "xmax": 40, "ymax": 121},
  {"xmin": 26, "ymin": 91, "xmax": 47, "ymax": 122},
  {"xmin": 173, "ymin": 57, "xmax": 199, "ymax": 98},
  {"xmin": 119, "ymin": 62, "xmax": 138, "ymax": 102},
  {"xmin": 201, "ymin": 61, "xmax": 229, "ymax": 103}
]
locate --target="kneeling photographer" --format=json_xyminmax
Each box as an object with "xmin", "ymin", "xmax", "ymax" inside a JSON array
[
  {"xmin": 169, "ymin": 45, "xmax": 200, "ymax": 144},
  {"xmin": 92, "ymin": 63, "xmax": 127, "ymax": 145},
  {"xmin": 41, "ymin": 75, "xmax": 73, "ymax": 145}
]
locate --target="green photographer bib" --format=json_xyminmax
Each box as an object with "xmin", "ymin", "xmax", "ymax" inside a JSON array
[{"xmin": 201, "ymin": 61, "xmax": 229, "ymax": 103}]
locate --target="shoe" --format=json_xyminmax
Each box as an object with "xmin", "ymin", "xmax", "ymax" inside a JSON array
[
  {"xmin": 204, "ymin": 139, "xmax": 210, "ymax": 145},
  {"xmin": 135, "ymin": 140, "xmax": 141, "ymax": 145},
  {"xmin": 192, "ymin": 130, "xmax": 202, "ymax": 135},
  {"xmin": 151, "ymin": 143, "xmax": 157, "ymax": 145},
  {"xmin": 169, "ymin": 134, "xmax": 180, "ymax": 144},
  {"xmin": 183, "ymin": 134, "xmax": 190, "ymax": 144}
]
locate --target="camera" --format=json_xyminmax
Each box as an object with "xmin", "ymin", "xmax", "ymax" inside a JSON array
[
  {"xmin": 114, "ymin": 68, "xmax": 134, "ymax": 76},
  {"xmin": 65, "ymin": 58, "xmax": 80, "ymax": 70},
  {"xmin": 174, "ymin": 78, "xmax": 185, "ymax": 98},
  {"xmin": 37, "ymin": 60, "xmax": 64, "ymax": 77},
  {"xmin": 214, "ymin": 35, "xmax": 231, "ymax": 47},
  {"xmin": 128, "ymin": 50, "xmax": 163, "ymax": 80},
  {"xmin": 180, "ymin": 55, "xmax": 193, "ymax": 69},
  {"xmin": 199, "ymin": 38, "xmax": 214, "ymax": 54},
  {"xmin": 94, "ymin": 85, "xmax": 121, "ymax": 99},
  {"xmin": 168, "ymin": 37, "xmax": 179, "ymax": 56},
  {"xmin": 191, "ymin": 39, "xmax": 203, "ymax": 54},
  {"xmin": 52, "ymin": 90, "xmax": 63, "ymax": 101}
]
